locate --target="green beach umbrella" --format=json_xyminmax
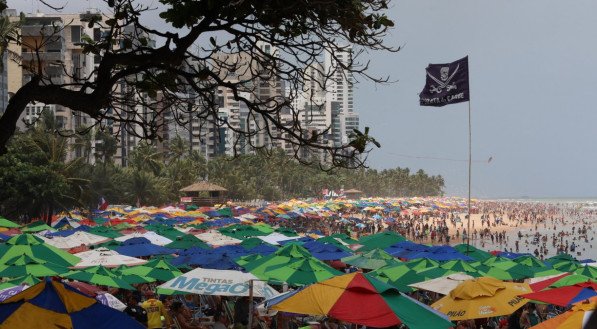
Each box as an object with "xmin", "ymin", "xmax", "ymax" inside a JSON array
[
  {"xmin": 88, "ymin": 226, "xmax": 122, "ymax": 239},
  {"xmin": 219, "ymin": 224, "xmax": 269, "ymax": 239},
  {"xmin": 120, "ymin": 259, "xmax": 182, "ymax": 281},
  {"xmin": 529, "ymin": 267, "xmax": 564, "ymax": 278},
  {"xmin": 151, "ymin": 227, "xmax": 186, "ymax": 241},
  {"xmin": 241, "ymin": 244, "xmax": 314, "ymax": 275},
  {"xmin": 454, "ymin": 244, "xmax": 493, "ymax": 262},
  {"xmin": 404, "ymin": 258, "xmax": 440, "ymax": 272},
  {"xmin": 327, "ymin": 233, "xmax": 358, "ymax": 244},
  {"xmin": 0, "ymin": 234, "xmax": 80, "ymax": 267},
  {"xmin": 545, "ymin": 253, "xmax": 578, "ymax": 265},
  {"xmin": 342, "ymin": 249, "xmax": 400, "ymax": 270},
  {"xmin": 482, "ymin": 256, "xmax": 519, "ymax": 270},
  {"xmin": 96, "ymin": 240, "xmax": 123, "ymax": 250},
  {"xmin": 415, "ymin": 267, "xmax": 460, "ymax": 279},
  {"xmin": 549, "ymin": 274, "xmax": 593, "ymax": 288},
  {"xmin": 369, "ymin": 264, "xmax": 427, "ymax": 292},
  {"xmin": 575, "ymin": 265, "xmax": 597, "ymax": 279},
  {"xmin": 0, "ymin": 217, "xmax": 20, "ymax": 228},
  {"xmin": 253, "ymin": 223, "xmax": 275, "ymax": 234},
  {"xmin": 0, "ymin": 274, "xmax": 41, "ymax": 289},
  {"xmin": 21, "ymin": 221, "xmax": 54, "ymax": 233},
  {"xmin": 62, "ymin": 266, "xmax": 135, "ymax": 290},
  {"xmin": 475, "ymin": 264, "xmax": 520, "ymax": 281},
  {"xmin": 261, "ymin": 257, "xmax": 342, "ymax": 286},
  {"xmin": 439, "ymin": 260, "xmax": 480, "ymax": 274},
  {"xmin": 316, "ymin": 236, "xmax": 354, "ymax": 252},
  {"xmin": 112, "ymin": 265, "xmax": 156, "ymax": 284},
  {"xmin": 357, "ymin": 231, "xmax": 406, "ymax": 252},
  {"xmin": 275, "ymin": 227, "xmax": 298, "ymax": 237},
  {"xmin": 236, "ymin": 254, "xmax": 263, "ymax": 267},
  {"xmin": 513, "ymin": 255, "xmax": 546, "ymax": 267},
  {"xmin": 552, "ymin": 261, "xmax": 580, "ymax": 272},
  {"xmin": 165, "ymin": 234, "xmax": 209, "ymax": 250},
  {"xmin": 0, "ymin": 254, "xmax": 69, "ymax": 278},
  {"xmin": 239, "ymin": 237, "xmax": 273, "ymax": 249}
]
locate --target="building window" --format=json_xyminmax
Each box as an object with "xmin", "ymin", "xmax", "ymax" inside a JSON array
[{"xmin": 71, "ymin": 26, "xmax": 81, "ymax": 43}]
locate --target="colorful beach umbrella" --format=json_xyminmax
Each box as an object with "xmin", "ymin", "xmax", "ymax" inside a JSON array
[
  {"xmin": 0, "ymin": 278, "xmax": 144, "ymax": 328},
  {"xmin": 0, "ymin": 255, "xmax": 69, "ymax": 278},
  {"xmin": 519, "ymin": 282, "xmax": 597, "ymax": 307},
  {"xmin": 0, "ymin": 234, "xmax": 80, "ymax": 267},
  {"xmin": 431, "ymin": 277, "xmax": 531, "ymax": 320},
  {"xmin": 268, "ymin": 272, "xmax": 453, "ymax": 329},
  {"xmin": 529, "ymin": 296, "xmax": 596, "ymax": 329}
]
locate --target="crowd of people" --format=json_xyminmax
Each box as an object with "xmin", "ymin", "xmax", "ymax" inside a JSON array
[{"xmin": 100, "ymin": 200, "xmax": 595, "ymax": 329}]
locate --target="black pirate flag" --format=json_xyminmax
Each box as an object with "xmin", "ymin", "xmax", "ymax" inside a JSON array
[{"xmin": 420, "ymin": 56, "xmax": 469, "ymax": 107}]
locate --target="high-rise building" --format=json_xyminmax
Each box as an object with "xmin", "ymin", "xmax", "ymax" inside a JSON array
[{"xmin": 324, "ymin": 46, "xmax": 359, "ymax": 145}]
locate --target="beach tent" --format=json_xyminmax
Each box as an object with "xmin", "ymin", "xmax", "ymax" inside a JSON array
[
  {"xmin": 72, "ymin": 248, "xmax": 147, "ymax": 269},
  {"xmin": 158, "ymin": 268, "xmax": 279, "ymax": 298},
  {"xmin": 0, "ymin": 278, "xmax": 144, "ymax": 328},
  {"xmin": 266, "ymin": 272, "xmax": 453, "ymax": 329}
]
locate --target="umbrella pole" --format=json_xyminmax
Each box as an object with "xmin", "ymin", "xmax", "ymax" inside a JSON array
[{"xmin": 248, "ymin": 280, "xmax": 254, "ymax": 329}]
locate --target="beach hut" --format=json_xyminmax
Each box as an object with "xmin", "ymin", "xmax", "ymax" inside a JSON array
[
  {"xmin": 343, "ymin": 189, "xmax": 364, "ymax": 199},
  {"xmin": 180, "ymin": 181, "xmax": 228, "ymax": 206}
]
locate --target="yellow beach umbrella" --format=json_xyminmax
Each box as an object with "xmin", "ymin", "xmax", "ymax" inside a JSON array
[
  {"xmin": 530, "ymin": 296, "xmax": 596, "ymax": 329},
  {"xmin": 431, "ymin": 277, "xmax": 532, "ymax": 320}
]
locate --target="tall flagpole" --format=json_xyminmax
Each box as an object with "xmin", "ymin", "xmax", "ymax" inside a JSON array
[{"xmin": 466, "ymin": 98, "xmax": 472, "ymax": 254}]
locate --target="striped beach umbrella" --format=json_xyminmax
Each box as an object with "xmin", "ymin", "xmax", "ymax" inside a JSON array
[
  {"xmin": 0, "ymin": 234, "xmax": 80, "ymax": 267},
  {"xmin": 62, "ymin": 266, "xmax": 135, "ymax": 290},
  {"xmin": 268, "ymin": 272, "xmax": 453, "ymax": 329},
  {"xmin": 0, "ymin": 255, "xmax": 69, "ymax": 278}
]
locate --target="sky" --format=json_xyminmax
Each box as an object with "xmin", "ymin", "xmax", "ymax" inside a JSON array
[{"xmin": 10, "ymin": 0, "xmax": 597, "ymax": 198}]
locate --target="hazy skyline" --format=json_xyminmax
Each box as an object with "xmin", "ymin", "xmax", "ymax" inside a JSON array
[{"xmin": 10, "ymin": 0, "xmax": 597, "ymax": 198}]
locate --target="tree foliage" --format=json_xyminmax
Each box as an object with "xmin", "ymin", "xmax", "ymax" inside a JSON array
[
  {"xmin": 0, "ymin": 0, "xmax": 397, "ymax": 168},
  {"xmin": 0, "ymin": 127, "xmax": 444, "ymax": 221}
]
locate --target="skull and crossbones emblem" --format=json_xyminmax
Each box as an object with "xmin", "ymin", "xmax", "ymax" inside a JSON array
[{"xmin": 428, "ymin": 64, "xmax": 459, "ymax": 94}]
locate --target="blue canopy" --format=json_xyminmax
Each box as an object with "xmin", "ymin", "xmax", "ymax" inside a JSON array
[{"xmin": 116, "ymin": 237, "xmax": 174, "ymax": 257}]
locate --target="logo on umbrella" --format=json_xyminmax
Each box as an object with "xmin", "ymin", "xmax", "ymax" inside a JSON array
[{"xmin": 478, "ymin": 305, "xmax": 496, "ymax": 315}]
